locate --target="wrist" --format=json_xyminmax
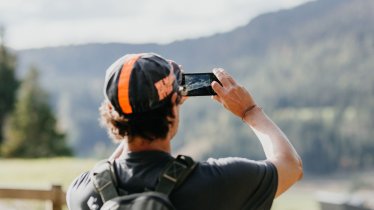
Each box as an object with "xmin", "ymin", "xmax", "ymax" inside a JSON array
[{"xmin": 241, "ymin": 105, "xmax": 263, "ymax": 123}]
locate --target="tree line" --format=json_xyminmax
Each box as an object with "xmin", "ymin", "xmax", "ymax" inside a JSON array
[{"xmin": 0, "ymin": 37, "xmax": 71, "ymax": 158}]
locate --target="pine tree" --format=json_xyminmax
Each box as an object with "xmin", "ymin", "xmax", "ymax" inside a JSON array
[
  {"xmin": 1, "ymin": 67, "xmax": 72, "ymax": 157},
  {"xmin": 0, "ymin": 29, "xmax": 19, "ymax": 144}
]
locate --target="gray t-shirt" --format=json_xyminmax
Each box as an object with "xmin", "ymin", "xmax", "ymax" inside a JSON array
[{"xmin": 67, "ymin": 151, "xmax": 278, "ymax": 210}]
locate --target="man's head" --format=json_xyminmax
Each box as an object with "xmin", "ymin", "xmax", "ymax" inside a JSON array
[{"xmin": 100, "ymin": 53, "xmax": 183, "ymax": 142}]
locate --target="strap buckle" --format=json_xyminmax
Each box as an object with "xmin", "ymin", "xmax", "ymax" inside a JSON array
[
  {"xmin": 162, "ymin": 160, "xmax": 188, "ymax": 183},
  {"xmin": 156, "ymin": 155, "xmax": 196, "ymax": 195}
]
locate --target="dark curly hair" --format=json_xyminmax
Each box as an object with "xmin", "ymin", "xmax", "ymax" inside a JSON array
[{"xmin": 99, "ymin": 96, "xmax": 175, "ymax": 143}]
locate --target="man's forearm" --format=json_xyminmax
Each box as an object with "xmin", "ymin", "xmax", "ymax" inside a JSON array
[
  {"xmin": 109, "ymin": 141, "xmax": 126, "ymax": 161},
  {"xmin": 243, "ymin": 106, "xmax": 300, "ymax": 162},
  {"xmin": 243, "ymin": 106, "xmax": 303, "ymax": 197}
]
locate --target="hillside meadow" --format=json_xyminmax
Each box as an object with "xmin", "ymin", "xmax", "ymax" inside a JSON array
[{"xmin": 2, "ymin": 158, "xmax": 373, "ymax": 210}]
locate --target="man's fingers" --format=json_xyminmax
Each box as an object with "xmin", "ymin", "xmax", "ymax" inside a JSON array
[
  {"xmin": 212, "ymin": 81, "xmax": 225, "ymax": 96},
  {"xmin": 180, "ymin": 96, "xmax": 188, "ymax": 104},
  {"xmin": 213, "ymin": 68, "xmax": 237, "ymax": 87},
  {"xmin": 219, "ymin": 68, "xmax": 236, "ymax": 85},
  {"xmin": 213, "ymin": 68, "xmax": 231, "ymax": 87},
  {"xmin": 226, "ymin": 76, "xmax": 236, "ymax": 86}
]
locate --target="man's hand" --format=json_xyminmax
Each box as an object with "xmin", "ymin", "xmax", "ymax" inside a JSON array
[{"xmin": 211, "ymin": 68, "xmax": 256, "ymax": 118}]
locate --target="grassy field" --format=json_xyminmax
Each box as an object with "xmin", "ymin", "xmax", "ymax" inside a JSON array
[
  {"xmin": 0, "ymin": 158, "xmax": 98, "ymax": 210},
  {"xmin": 1, "ymin": 158, "xmax": 373, "ymax": 210},
  {"xmin": 0, "ymin": 158, "xmax": 97, "ymax": 189}
]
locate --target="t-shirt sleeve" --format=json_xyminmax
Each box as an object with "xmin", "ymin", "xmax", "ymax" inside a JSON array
[
  {"xmin": 66, "ymin": 171, "xmax": 102, "ymax": 210},
  {"xmin": 206, "ymin": 157, "xmax": 278, "ymax": 210}
]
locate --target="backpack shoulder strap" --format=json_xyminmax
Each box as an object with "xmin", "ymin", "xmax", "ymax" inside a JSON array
[
  {"xmin": 91, "ymin": 159, "xmax": 119, "ymax": 203},
  {"xmin": 91, "ymin": 155, "xmax": 196, "ymax": 202},
  {"xmin": 155, "ymin": 155, "xmax": 197, "ymax": 196}
]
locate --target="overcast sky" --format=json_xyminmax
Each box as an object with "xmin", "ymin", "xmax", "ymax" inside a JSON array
[{"xmin": 0, "ymin": 0, "xmax": 312, "ymax": 50}]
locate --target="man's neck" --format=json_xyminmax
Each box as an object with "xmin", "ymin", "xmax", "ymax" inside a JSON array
[{"xmin": 125, "ymin": 136, "xmax": 171, "ymax": 154}]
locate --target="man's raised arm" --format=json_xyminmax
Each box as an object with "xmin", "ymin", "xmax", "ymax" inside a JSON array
[{"xmin": 211, "ymin": 68, "xmax": 303, "ymax": 197}]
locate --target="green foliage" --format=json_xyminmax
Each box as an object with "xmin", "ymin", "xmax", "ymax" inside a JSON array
[
  {"xmin": 1, "ymin": 67, "xmax": 72, "ymax": 157},
  {"xmin": 0, "ymin": 43, "xmax": 18, "ymax": 144}
]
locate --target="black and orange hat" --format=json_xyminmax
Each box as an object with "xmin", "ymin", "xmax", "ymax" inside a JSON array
[{"xmin": 104, "ymin": 53, "xmax": 182, "ymax": 115}]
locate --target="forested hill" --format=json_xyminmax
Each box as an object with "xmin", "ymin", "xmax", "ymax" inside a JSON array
[{"xmin": 17, "ymin": 0, "xmax": 374, "ymax": 174}]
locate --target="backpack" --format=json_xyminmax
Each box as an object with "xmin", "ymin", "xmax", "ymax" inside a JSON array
[{"xmin": 90, "ymin": 155, "xmax": 196, "ymax": 210}]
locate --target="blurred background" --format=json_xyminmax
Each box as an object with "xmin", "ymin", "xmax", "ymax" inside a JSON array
[{"xmin": 0, "ymin": 0, "xmax": 373, "ymax": 209}]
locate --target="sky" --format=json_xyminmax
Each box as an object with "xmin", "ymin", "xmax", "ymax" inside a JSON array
[{"xmin": 0, "ymin": 0, "xmax": 312, "ymax": 50}]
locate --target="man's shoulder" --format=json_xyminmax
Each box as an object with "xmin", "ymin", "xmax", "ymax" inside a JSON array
[
  {"xmin": 170, "ymin": 157, "xmax": 278, "ymax": 210},
  {"xmin": 66, "ymin": 170, "xmax": 100, "ymax": 210}
]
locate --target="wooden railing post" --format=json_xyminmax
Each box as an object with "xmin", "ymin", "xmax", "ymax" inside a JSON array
[{"xmin": 51, "ymin": 185, "xmax": 63, "ymax": 210}]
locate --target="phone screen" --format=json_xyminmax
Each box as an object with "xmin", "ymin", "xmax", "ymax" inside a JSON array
[{"xmin": 181, "ymin": 73, "xmax": 220, "ymax": 96}]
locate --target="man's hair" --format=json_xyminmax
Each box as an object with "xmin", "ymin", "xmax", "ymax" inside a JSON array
[{"xmin": 99, "ymin": 96, "xmax": 175, "ymax": 142}]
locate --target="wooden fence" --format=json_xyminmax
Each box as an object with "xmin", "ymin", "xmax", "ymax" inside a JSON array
[{"xmin": 0, "ymin": 185, "xmax": 66, "ymax": 210}]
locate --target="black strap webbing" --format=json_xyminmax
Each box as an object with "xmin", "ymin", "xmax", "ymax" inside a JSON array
[
  {"xmin": 91, "ymin": 160, "xmax": 119, "ymax": 203},
  {"xmin": 91, "ymin": 155, "xmax": 196, "ymax": 203},
  {"xmin": 155, "ymin": 155, "xmax": 196, "ymax": 195}
]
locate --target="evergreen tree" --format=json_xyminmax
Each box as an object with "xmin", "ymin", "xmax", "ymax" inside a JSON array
[
  {"xmin": 0, "ymin": 29, "xmax": 18, "ymax": 144},
  {"xmin": 1, "ymin": 67, "xmax": 72, "ymax": 157}
]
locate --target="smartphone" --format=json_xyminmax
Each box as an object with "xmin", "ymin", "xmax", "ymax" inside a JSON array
[{"xmin": 180, "ymin": 73, "xmax": 221, "ymax": 96}]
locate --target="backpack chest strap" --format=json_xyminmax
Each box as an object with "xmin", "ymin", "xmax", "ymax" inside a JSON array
[{"xmin": 91, "ymin": 160, "xmax": 119, "ymax": 202}]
